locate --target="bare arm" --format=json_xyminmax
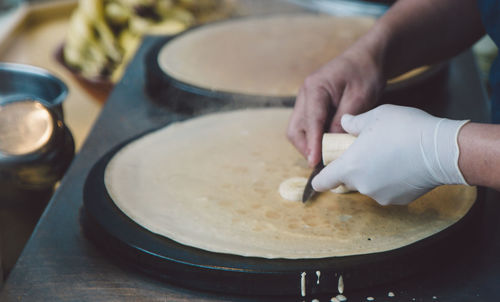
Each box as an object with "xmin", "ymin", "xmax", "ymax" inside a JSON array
[
  {"xmin": 288, "ymin": 0, "xmax": 486, "ymax": 167},
  {"xmin": 459, "ymin": 123, "xmax": 500, "ymax": 190},
  {"xmin": 375, "ymin": 0, "xmax": 485, "ymax": 78}
]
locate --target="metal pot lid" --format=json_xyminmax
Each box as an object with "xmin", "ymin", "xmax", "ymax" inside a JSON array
[{"xmin": 0, "ymin": 100, "xmax": 55, "ymax": 156}]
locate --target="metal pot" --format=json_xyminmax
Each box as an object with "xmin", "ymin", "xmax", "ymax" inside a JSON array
[
  {"xmin": 0, "ymin": 63, "xmax": 68, "ymax": 119},
  {"xmin": 0, "ymin": 64, "xmax": 74, "ymax": 279},
  {"xmin": 0, "ymin": 100, "xmax": 74, "ymax": 192}
]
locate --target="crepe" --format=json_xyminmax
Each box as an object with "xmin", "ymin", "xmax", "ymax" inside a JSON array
[
  {"xmin": 157, "ymin": 14, "xmax": 376, "ymax": 97},
  {"xmin": 105, "ymin": 108, "xmax": 476, "ymax": 259},
  {"xmin": 157, "ymin": 14, "xmax": 429, "ymax": 98}
]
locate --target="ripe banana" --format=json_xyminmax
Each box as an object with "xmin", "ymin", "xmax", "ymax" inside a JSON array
[
  {"xmin": 322, "ymin": 133, "xmax": 356, "ymax": 166},
  {"xmin": 279, "ymin": 177, "xmax": 308, "ymax": 202},
  {"xmin": 63, "ymin": 0, "xmax": 230, "ymax": 83},
  {"xmin": 330, "ymin": 184, "xmax": 351, "ymax": 194},
  {"xmin": 322, "ymin": 133, "xmax": 356, "ymax": 194},
  {"xmin": 278, "ymin": 134, "xmax": 357, "ymax": 200}
]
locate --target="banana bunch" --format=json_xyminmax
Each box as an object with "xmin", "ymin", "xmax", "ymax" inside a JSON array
[{"xmin": 63, "ymin": 0, "xmax": 228, "ymax": 83}]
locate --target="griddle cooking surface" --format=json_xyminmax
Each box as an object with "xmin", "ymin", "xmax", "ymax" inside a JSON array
[{"xmin": 82, "ymin": 132, "xmax": 483, "ymax": 298}]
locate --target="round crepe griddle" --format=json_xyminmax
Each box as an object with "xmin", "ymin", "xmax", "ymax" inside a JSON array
[
  {"xmin": 104, "ymin": 108, "xmax": 476, "ymax": 259},
  {"xmin": 156, "ymin": 14, "xmax": 443, "ymax": 101},
  {"xmin": 83, "ymin": 108, "xmax": 480, "ymax": 296}
]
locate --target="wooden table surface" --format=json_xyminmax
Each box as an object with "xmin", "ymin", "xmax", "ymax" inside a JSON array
[{"xmin": 1, "ymin": 22, "xmax": 499, "ymax": 302}]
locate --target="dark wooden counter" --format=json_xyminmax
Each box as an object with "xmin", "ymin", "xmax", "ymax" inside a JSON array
[{"xmin": 1, "ymin": 34, "xmax": 498, "ymax": 302}]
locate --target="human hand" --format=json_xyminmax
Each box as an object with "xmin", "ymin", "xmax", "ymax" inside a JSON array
[
  {"xmin": 312, "ymin": 104, "xmax": 469, "ymax": 205},
  {"xmin": 287, "ymin": 48, "xmax": 385, "ymax": 167}
]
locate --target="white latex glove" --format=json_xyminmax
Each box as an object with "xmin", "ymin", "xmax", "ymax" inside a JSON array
[{"xmin": 312, "ymin": 104, "xmax": 470, "ymax": 205}]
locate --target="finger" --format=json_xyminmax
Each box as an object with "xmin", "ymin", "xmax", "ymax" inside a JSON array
[
  {"xmin": 328, "ymin": 85, "xmax": 374, "ymax": 133},
  {"xmin": 287, "ymin": 116, "xmax": 308, "ymax": 158},
  {"xmin": 287, "ymin": 90, "xmax": 309, "ymax": 157},
  {"xmin": 328, "ymin": 97, "xmax": 361, "ymax": 133},
  {"xmin": 341, "ymin": 110, "xmax": 374, "ymax": 136},
  {"xmin": 289, "ymin": 127, "xmax": 307, "ymax": 158},
  {"xmin": 312, "ymin": 159, "xmax": 345, "ymax": 192},
  {"xmin": 306, "ymin": 131, "xmax": 323, "ymax": 166},
  {"xmin": 303, "ymin": 85, "xmax": 331, "ymax": 167}
]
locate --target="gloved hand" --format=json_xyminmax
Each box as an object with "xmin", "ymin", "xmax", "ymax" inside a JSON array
[{"xmin": 312, "ymin": 104, "xmax": 470, "ymax": 205}]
